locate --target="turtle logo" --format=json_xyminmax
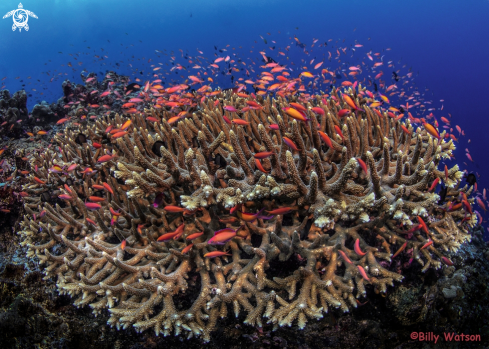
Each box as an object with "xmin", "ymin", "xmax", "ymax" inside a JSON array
[{"xmin": 3, "ymin": 3, "xmax": 37, "ymax": 32}]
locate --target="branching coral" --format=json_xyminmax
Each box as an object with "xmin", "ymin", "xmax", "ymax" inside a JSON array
[{"xmin": 19, "ymin": 85, "xmax": 473, "ymax": 341}]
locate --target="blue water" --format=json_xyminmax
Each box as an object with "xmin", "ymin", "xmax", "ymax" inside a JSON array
[{"xmin": 1, "ymin": 0, "xmax": 488, "ymax": 237}]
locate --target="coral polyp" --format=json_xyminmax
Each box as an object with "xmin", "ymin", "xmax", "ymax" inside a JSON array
[{"xmin": 19, "ymin": 85, "xmax": 473, "ymax": 341}]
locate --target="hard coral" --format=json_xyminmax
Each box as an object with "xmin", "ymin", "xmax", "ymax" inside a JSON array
[{"xmin": 19, "ymin": 86, "xmax": 473, "ymax": 341}]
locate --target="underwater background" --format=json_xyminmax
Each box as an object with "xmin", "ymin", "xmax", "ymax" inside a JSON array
[{"xmin": 1, "ymin": 1, "xmax": 489, "ymax": 348}]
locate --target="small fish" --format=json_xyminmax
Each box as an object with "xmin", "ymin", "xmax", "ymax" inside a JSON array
[
  {"xmin": 417, "ymin": 216, "xmax": 430, "ymax": 235},
  {"xmin": 428, "ymin": 177, "xmax": 440, "ymax": 192},
  {"xmin": 423, "ymin": 123, "xmax": 440, "ymax": 140},
  {"xmin": 357, "ymin": 265, "xmax": 370, "ymax": 281},
  {"xmin": 208, "ymin": 231, "xmax": 237, "ymax": 244},
  {"xmin": 112, "ymin": 131, "xmax": 128, "ymax": 139},
  {"xmin": 420, "ymin": 240, "xmax": 433, "ymax": 250},
  {"xmin": 86, "ymin": 218, "xmax": 97, "ymax": 225},
  {"xmin": 164, "ymin": 205, "xmax": 186, "ymax": 213},
  {"xmin": 231, "ymin": 118, "xmax": 250, "ymax": 126},
  {"xmin": 121, "ymin": 120, "xmax": 132, "ymax": 130},
  {"xmin": 254, "ymin": 151, "xmax": 274, "ymax": 159},
  {"xmin": 282, "ymin": 137, "xmax": 299, "ymax": 151},
  {"xmin": 98, "ymin": 154, "xmax": 118, "ymax": 162},
  {"xmin": 284, "ymin": 107, "xmax": 309, "ymax": 122},
  {"xmin": 34, "ymin": 177, "xmax": 46, "ymax": 185},
  {"xmin": 204, "ymin": 251, "xmax": 231, "ymax": 258},
  {"xmin": 266, "ymin": 207, "xmax": 295, "ymax": 215},
  {"xmin": 58, "ymin": 194, "xmax": 72, "ymax": 200},
  {"xmin": 318, "ymin": 131, "xmax": 333, "ymax": 148},
  {"xmin": 157, "ymin": 231, "xmax": 179, "ymax": 241},
  {"xmin": 186, "ymin": 232, "xmax": 204, "ymax": 240},
  {"xmin": 89, "ymin": 196, "xmax": 105, "ymax": 202},
  {"xmin": 254, "ymin": 158, "xmax": 269, "ymax": 173},
  {"xmin": 103, "ymin": 182, "xmax": 114, "ymax": 195},
  {"xmin": 338, "ymin": 250, "xmax": 353, "ymax": 264},
  {"xmin": 342, "ymin": 94, "xmax": 361, "ymax": 111},
  {"xmin": 357, "ymin": 158, "xmax": 368, "ymax": 175},
  {"xmin": 311, "ymin": 107, "xmax": 324, "ymax": 115},
  {"xmin": 181, "ymin": 244, "xmax": 193, "ymax": 254},
  {"xmin": 441, "ymin": 256, "xmax": 454, "ymax": 266},
  {"xmin": 121, "ymin": 240, "xmax": 127, "ymax": 250},
  {"xmin": 334, "ymin": 125, "xmax": 345, "ymax": 140},
  {"xmin": 223, "ymin": 106, "xmax": 240, "ymax": 113},
  {"xmin": 392, "ymin": 242, "xmax": 408, "ymax": 259},
  {"xmin": 354, "ymin": 239, "xmax": 366, "ymax": 256},
  {"xmin": 85, "ymin": 202, "xmax": 102, "ymax": 210}
]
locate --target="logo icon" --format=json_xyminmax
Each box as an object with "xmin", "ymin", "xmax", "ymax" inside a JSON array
[{"xmin": 3, "ymin": 3, "xmax": 37, "ymax": 32}]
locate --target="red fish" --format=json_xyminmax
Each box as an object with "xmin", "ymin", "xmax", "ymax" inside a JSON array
[
  {"xmin": 428, "ymin": 178, "xmax": 440, "ymax": 192},
  {"xmin": 98, "ymin": 154, "xmax": 118, "ymax": 163},
  {"xmin": 311, "ymin": 107, "xmax": 324, "ymax": 115},
  {"xmin": 121, "ymin": 240, "xmax": 126, "ymax": 250},
  {"xmin": 181, "ymin": 244, "xmax": 193, "ymax": 254},
  {"xmin": 334, "ymin": 125, "xmax": 345, "ymax": 141},
  {"xmin": 85, "ymin": 202, "xmax": 102, "ymax": 210},
  {"xmin": 357, "ymin": 158, "xmax": 368, "ymax": 175},
  {"xmin": 318, "ymin": 131, "xmax": 333, "ymax": 148},
  {"xmin": 103, "ymin": 182, "xmax": 114, "ymax": 195},
  {"xmin": 417, "ymin": 216, "xmax": 430, "ymax": 235},
  {"xmin": 208, "ymin": 232, "xmax": 236, "ymax": 244},
  {"xmin": 89, "ymin": 196, "xmax": 105, "ymax": 202},
  {"xmin": 186, "ymin": 232, "xmax": 204, "ymax": 240},
  {"xmin": 34, "ymin": 177, "xmax": 46, "ymax": 185},
  {"xmin": 441, "ymin": 257, "xmax": 454, "ymax": 266},
  {"xmin": 282, "ymin": 137, "xmax": 298, "ymax": 151},
  {"xmin": 255, "ymin": 159, "xmax": 269, "ymax": 173},
  {"xmin": 420, "ymin": 240, "xmax": 433, "ymax": 250},
  {"xmin": 254, "ymin": 151, "xmax": 274, "ymax": 159}
]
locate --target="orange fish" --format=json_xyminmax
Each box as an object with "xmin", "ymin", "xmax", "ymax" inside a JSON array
[
  {"xmin": 231, "ymin": 119, "xmax": 250, "ymax": 126},
  {"xmin": 392, "ymin": 242, "xmax": 408, "ymax": 259},
  {"xmin": 423, "ymin": 123, "xmax": 440, "ymax": 140},
  {"xmin": 266, "ymin": 207, "xmax": 295, "ymax": 215},
  {"xmin": 318, "ymin": 131, "xmax": 333, "ymax": 148},
  {"xmin": 356, "ymin": 158, "xmax": 368, "ymax": 175},
  {"xmin": 204, "ymin": 251, "xmax": 231, "ymax": 258},
  {"xmin": 164, "ymin": 205, "xmax": 186, "ymax": 213},
  {"xmin": 282, "ymin": 137, "xmax": 298, "ymax": 151},
  {"xmin": 181, "ymin": 244, "xmax": 193, "ymax": 254},
  {"xmin": 254, "ymin": 158, "xmax": 269, "ymax": 173},
  {"xmin": 186, "ymin": 232, "xmax": 204, "ymax": 240},
  {"xmin": 284, "ymin": 107, "xmax": 308, "ymax": 122}
]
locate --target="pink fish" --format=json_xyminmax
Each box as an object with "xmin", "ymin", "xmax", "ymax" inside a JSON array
[{"xmin": 224, "ymin": 106, "xmax": 240, "ymax": 113}]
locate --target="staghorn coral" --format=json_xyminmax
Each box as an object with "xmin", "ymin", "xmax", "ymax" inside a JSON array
[{"xmin": 18, "ymin": 85, "xmax": 473, "ymax": 341}]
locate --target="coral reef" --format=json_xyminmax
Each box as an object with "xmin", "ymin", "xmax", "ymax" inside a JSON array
[{"xmin": 18, "ymin": 85, "xmax": 475, "ymax": 342}]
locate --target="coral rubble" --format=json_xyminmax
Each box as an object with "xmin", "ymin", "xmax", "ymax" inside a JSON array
[{"xmin": 18, "ymin": 85, "xmax": 474, "ymax": 341}]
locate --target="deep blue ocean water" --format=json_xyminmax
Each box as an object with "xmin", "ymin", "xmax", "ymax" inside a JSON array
[{"xmin": 1, "ymin": 0, "xmax": 488, "ymax": 237}]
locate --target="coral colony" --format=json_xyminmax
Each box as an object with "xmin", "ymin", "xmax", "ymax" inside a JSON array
[{"xmin": 19, "ymin": 77, "xmax": 474, "ymax": 342}]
